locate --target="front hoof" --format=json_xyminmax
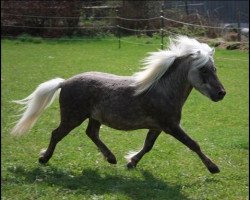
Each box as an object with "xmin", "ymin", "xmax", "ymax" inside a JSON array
[
  {"xmin": 107, "ymin": 155, "xmax": 117, "ymax": 164},
  {"xmin": 38, "ymin": 156, "xmax": 48, "ymax": 164},
  {"xmin": 208, "ymin": 165, "xmax": 220, "ymax": 174},
  {"xmin": 127, "ymin": 162, "xmax": 136, "ymax": 169}
]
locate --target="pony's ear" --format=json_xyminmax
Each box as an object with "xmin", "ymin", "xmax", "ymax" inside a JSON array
[{"xmin": 211, "ymin": 47, "xmax": 215, "ymax": 56}]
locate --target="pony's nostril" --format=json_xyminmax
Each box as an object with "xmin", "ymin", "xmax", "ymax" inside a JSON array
[{"xmin": 218, "ymin": 90, "xmax": 226, "ymax": 97}]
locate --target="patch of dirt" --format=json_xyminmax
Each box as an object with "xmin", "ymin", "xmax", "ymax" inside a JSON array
[
  {"xmin": 197, "ymin": 37, "xmax": 249, "ymax": 51},
  {"xmin": 218, "ymin": 41, "xmax": 248, "ymax": 51}
]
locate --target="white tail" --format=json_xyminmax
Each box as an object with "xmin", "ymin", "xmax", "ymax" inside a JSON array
[{"xmin": 11, "ymin": 78, "xmax": 65, "ymax": 136}]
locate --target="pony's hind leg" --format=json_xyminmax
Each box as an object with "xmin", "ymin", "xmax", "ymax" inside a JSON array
[
  {"xmin": 39, "ymin": 124, "xmax": 67, "ymax": 164},
  {"xmin": 39, "ymin": 107, "xmax": 86, "ymax": 164},
  {"xmin": 86, "ymin": 118, "xmax": 117, "ymax": 164},
  {"xmin": 126, "ymin": 129, "xmax": 161, "ymax": 168}
]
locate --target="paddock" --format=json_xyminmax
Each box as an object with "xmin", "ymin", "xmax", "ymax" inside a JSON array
[{"xmin": 2, "ymin": 37, "xmax": 248, "ymax": 200}]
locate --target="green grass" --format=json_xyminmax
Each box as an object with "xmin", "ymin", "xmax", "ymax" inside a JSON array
[{"xmin": 1, "ymin": 36, "xmax": 249, "ymax": 200}]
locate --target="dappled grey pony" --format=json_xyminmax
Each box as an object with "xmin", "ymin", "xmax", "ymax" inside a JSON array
[{"xmin": 11, "ymin": 36, "xmax": 226, "ymax": 174}]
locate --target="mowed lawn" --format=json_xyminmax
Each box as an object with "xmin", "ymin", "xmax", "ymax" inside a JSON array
[{"xmin": 1, "ymin": 37, "xmax": 248, "ymax": 200}]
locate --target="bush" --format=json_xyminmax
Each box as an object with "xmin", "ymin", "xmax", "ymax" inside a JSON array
[{"xmin": 1, "ymin": 0, "xmax": 81, "ymax": 37}]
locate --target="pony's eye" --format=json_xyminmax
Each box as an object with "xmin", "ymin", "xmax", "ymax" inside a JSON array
[{"xmin": 200, "ymin": 67, "xmax": 207, "ymax": 74}]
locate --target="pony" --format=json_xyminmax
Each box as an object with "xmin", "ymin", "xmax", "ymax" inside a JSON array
[{"xmin": 11, "ymin": 36, "xmax": 226, "ymax": 174}]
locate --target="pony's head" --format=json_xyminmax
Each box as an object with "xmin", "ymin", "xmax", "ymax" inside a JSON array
[
  {"xmin": 132, "ymin": 35, "xmax": 226, "ymax": 101},
  {"xmin": 183, "ymin": 38, "xmax": 226, "ymax": 102}
]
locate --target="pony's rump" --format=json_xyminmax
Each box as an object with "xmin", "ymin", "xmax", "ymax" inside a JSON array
[{"xmin": 11, "ymin": 78, "xmax": 65, "ymax": 136}]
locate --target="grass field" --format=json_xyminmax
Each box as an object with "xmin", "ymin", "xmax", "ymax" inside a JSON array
[{"xmin": 1, "ymin": 36, "xmax": 249, "ymax": 200}]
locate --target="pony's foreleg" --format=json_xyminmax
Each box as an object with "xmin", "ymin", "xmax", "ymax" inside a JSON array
[
  {"xmin": 86, "ymin": 118, "xmax": 117, "ymax": 164},
  {"xmin": 126, "ymin": 130, "xmax": 161, "ymax": 168},
  {"xmin": 166, "ymin": 125, "xmax": 220, "ymax": 174}
]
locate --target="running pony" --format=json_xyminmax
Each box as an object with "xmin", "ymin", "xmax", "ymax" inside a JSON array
[{"xmin": 11, "ymin": 36, "xmax": 226, "ymax": 174}]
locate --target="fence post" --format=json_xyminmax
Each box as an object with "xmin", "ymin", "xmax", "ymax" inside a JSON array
[
  {"xmin": 237, "ymin": 8, "xmax": 241, "ymax": 42},
  {"xmin": 160, "ymin": 4, "xmax": 164, "ymax": 50},
  {"xmin": 117, "ymin": 25, "xmax": 121, "ymax": 49},
  {"xmin": 116, "ymin": 9, "xmax": 121, "ymax": 49},
  {"xmin": 184, "ymin": 0, "xmax": 189, "ymax": 15}
]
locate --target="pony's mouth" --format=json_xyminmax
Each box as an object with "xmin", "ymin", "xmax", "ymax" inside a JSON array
[
  {"xmin": 210, "ymin": 90, "xmax": 226, "ymax": 102},
  {"xmin": 211, "ymin": 97, "xmax": 222, "ymax": 102}
]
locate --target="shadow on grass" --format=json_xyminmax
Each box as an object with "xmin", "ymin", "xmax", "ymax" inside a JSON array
[{"xmin": 8, "ymin": 165, "xmax": 190, "ymax": 200}]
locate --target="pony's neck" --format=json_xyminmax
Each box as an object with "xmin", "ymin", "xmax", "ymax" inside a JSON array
[{"xmin": 158, "ymin": 59, "xmax": 193, "ymax": 109}]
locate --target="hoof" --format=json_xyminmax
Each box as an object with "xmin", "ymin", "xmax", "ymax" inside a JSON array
[
  {"xmin": 39, "ymin": 148, "xmax": 49, "ymax": 164},
  {"xmin": 38, "ymin": 156, "xmax": 48, "ymax": 164},
  {"xmin": 208, "ymin": 165, "xmax": 220, "ymax": 174},
  {"xmin": 127, "ymin": 162, "xmax": 136, "ymax": 169},
  {"xmin": 106, "ymin": 155, "xmax": 117, "ymax": 164}
]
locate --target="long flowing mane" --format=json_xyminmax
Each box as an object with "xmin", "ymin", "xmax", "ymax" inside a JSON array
[{"xmin": 132, "ymin": 36, "xmax": 214, "ymax": 94}]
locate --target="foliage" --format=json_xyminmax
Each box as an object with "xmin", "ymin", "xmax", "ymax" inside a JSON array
[
  {"xmin": 2, "ymin": 0, "xmax": 221, "ymax": 38},
  {"xmin": 1, "ymin": 37, "xmax": 248, "ymax": 200},
  {"xmin": 1, "ymin": 0, "xmax": 81, "ymax": 37}
]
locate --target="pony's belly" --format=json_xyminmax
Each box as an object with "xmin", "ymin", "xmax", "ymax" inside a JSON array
[
  {"xmin": 91, "ymin": 107, "xmax": 159, "ymax": 131},
  {"xmin": 101, "ymin": 118, "xmax": 159, "ymax": 131},
  {"xmin": 101, "ymin": 118, "xmax": 156, "ymax": 131}
]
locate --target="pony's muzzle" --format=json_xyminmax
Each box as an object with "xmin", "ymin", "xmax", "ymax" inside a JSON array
[
  {"xmin": 212, "ymin": 88, "xmax": 226, "ymax": 102},
  {"xmin": 210, "ymin": 88, "xmax": 226, "ymax": 102},
  {"xmin": 217, "ymin": 89, "xmax": 226, "ymax": 99}
]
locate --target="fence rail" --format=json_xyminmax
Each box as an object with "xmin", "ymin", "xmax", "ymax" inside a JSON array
[
  {"xmin": 1, "ymin": 9, "xmax": 249, "ymax": 49},
  {"xmin": 1, "ymin": 12, "xmax": 244, "ymax": 30},
  {"xmin": 2, "ymin": 24, "xmax": 116, "ymax": 29}
]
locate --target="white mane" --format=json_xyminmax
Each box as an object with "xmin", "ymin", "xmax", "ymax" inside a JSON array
[{"xmin": 132, "ymin": 35, "xmax": 214, "ymax": 95}]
